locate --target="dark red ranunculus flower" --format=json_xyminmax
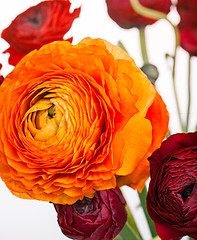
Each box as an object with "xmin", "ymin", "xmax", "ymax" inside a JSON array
[
  {"xmin": 54, "ymin": 186, "xmax": 127, "ymax": 240},
  {"xmin": 177, "ymin": 0, "xmax": 197, "ymax": 56},
  {"xmin": 146, "ymin": 132, "xmax": 197, "ymax": 240},
  {"xmin": 1, "ymin": 0, "xmax": 81, "ymax": 66},
  {"xmin": 0, "ymin": 64, "xmax": 4, "ymax": 84},
  {"xmin": 105, "ymin": 0, "xmax": 172, "ymax": 29}
]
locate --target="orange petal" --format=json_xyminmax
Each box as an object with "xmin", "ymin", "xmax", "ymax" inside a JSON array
[
  {"xmin": 117, "ymin": 91, "xmax": 169, "ymax": 191},
  {"xmin": 145, "ymin": 90, "xmax": 169, "ymax": 153},
  {"xmin": 115, "ymin": 114, "xmax": 152, "ymax": 176}
]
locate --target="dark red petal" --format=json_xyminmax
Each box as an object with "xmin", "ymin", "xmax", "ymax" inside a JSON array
[{"xmin": 148, "ymin": 132, "xmax": 197, "ymax": 175}]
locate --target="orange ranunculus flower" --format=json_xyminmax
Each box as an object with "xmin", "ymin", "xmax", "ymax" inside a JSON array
[{"xmin": 0, "ymin": 38, "xmax": 169, "ymax": 204}]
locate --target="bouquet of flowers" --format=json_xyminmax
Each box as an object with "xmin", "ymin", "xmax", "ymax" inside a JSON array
[{"xmin": 0, "ymin": 0, "xmax": 196, "ymax": 240}]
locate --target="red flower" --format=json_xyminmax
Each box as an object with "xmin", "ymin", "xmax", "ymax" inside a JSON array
[
  {"xmin": 0, "ymin": 64, "xmax": 4, "ymax": 84},
  {"xmin": 54, "ymin": 186, "xmax": 127, "ymax": 240},
  {"xmin": 179, "ymin": 28, "xmax": 197, "ymax": 56},
  {"xmin": 105, "ymin": 0, "xmax": 172, "ymax": 29},
  {"xmin": 147, "ymin": 132, "xmax": 197, "ymax": 240},
  {"xmin": 1, "ymin": 0, "xmax": 81, "ymax": 66},
  {"xmin": 177, "ymin": 0, "xmax": 197, "ymax": 56}
]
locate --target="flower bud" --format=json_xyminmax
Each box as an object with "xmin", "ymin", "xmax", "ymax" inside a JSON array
[
  {"xmin": 54, "ymin": 186, "xmax": 127, "ymax": 240},
  {"xmin": 141, "ymin": 63, "xmax": 159, "ymax": 85}
]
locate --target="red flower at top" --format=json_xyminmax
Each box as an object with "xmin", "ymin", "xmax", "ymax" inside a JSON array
[
  {"xmin": 105, "ymin": 0, "xmax": 172, "ymax": 29},
  {"xmin": 1, "ymin": 0, "xmax": 81, "ymax": 66},
  {"xmin": 177, "ymin": 0, "xmax": 197, "ymax": 56}
]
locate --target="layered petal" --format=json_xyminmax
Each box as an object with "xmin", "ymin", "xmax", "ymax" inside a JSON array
[
  {"xmin": 1, "ymin": 0, "xmax": 80, "ymax": 65},
  {"xmin": 54, "ymin": 186, "xmax": 127, "ymax": 240},
  {"xmin": 105, "ymin": 0, "xmax": 172, "ymax": 29},
  {"xmin": 0, "ymin": 38, "xmax": 169, "ymax": 204},
  {"xmin": 147, "ymin": 132, "xmax": 197, "ymax": 239},
  {"xmin": 177, "ymin": 0, "xmax": 197, "ymax": 56}
]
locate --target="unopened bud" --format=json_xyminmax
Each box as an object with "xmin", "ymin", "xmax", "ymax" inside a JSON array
[{"xmin": 141, "ymin": 63, "xmax": 159, "ymax": 85}]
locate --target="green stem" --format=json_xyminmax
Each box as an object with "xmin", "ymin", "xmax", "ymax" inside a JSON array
[
  {"xmin": 171, "ymin": 51, "xmax": 185, "ymax": 132},
  {"xmin": 115, "ymin": 222, "xmax": 141, "ymax": 240},
  {"xmin": 126, "ymin": 205, "xmax": 142, "ymax": 239},
  {"xmin": 139, "ymin": 28, "xmax": 149, "ymax": 64},
  {"xmin": 185, "ymin": 55, "xmax": 192, "ymax": 132},
  {"xmin": 138, "ymin": 186, "xmax": 157, "ymax": 237},
  {"xmin": 129, "ymin": 0, "xmax": 166, "ymax": 20},
  {"xmin": 130, "ymin": 0, "xmax": 185, "ymax": 132},
  {"xmin": 170, "ymin": 24, "xmax": 185, "ymax": 132}
]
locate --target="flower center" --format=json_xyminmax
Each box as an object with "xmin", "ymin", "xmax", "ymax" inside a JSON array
[
  {"xmin": 22, "ymin": 94, "xmax": 66, "ymax": 142},
  {"xmin": 28, "ymin": 17, "xmax": 39, "ymax": 25},
  {"xmin": 48, "ymin": 105, "xmax": 56, "ymax": 119},
  {"xmin": 74, "ymin": 197, "xmax": 94, "ymax": 214},
  {"xmin": 181, "ymin": 183, "xmax": 195, "ymax": 202}
]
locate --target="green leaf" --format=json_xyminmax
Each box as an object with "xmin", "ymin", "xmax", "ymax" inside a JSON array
[
  {"xmin": 152, "ymin": 236, "xmax": 161, "ymax": 240},
  {"xmin": 117, "ymin": 41, "xmax": 128, "ymax": 53},
  {"xmin": 138, "ymin": 186, "xmax": 157, "ymax": 237},
  {"xmin": 126, "ymin": 205, "xmax": 142, "ymax": 239},
  {"xmin": 115, "ymin": 222, "xmax": 141, "ymax": 240}
]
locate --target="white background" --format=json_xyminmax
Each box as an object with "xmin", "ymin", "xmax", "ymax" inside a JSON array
[{"xmin": 0, "ymin": 0, "xmax": 196, "ymax": 239}]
